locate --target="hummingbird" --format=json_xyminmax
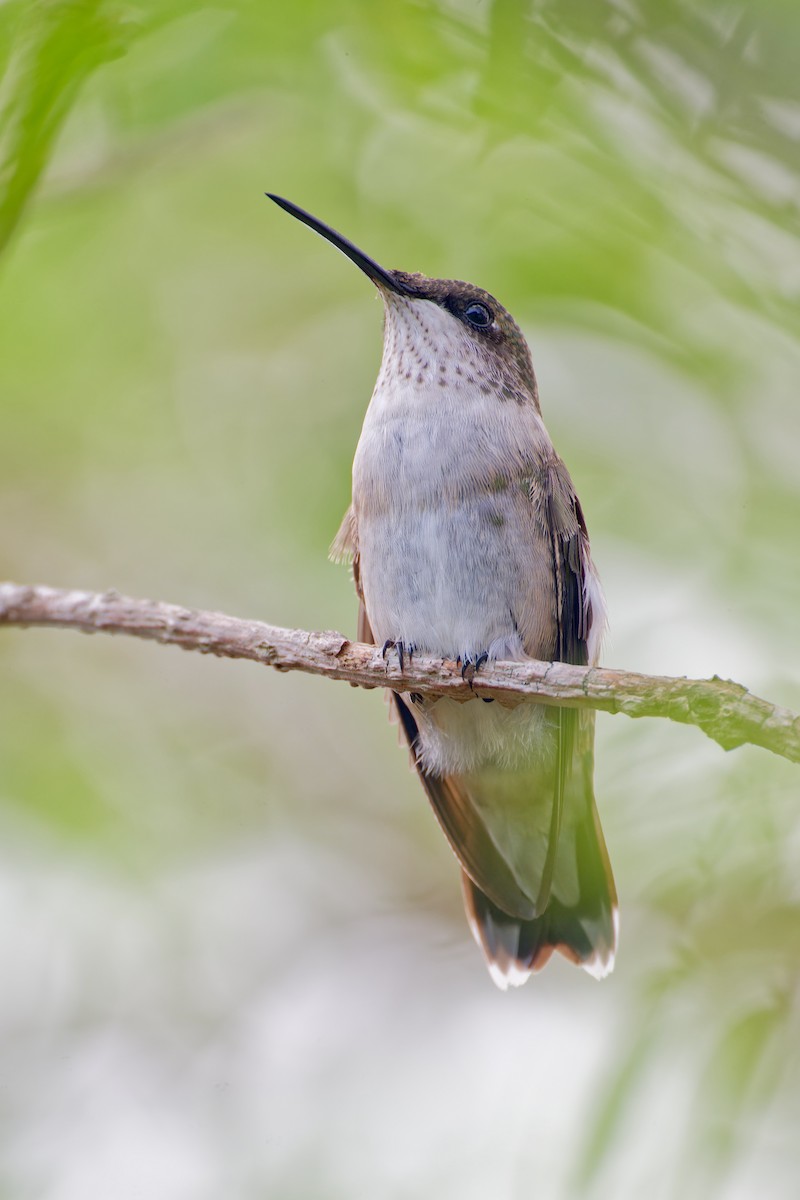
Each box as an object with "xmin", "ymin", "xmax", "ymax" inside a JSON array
[{"xmin": 268, "ymin": 194, "xmax": 618, "ymax": 988}]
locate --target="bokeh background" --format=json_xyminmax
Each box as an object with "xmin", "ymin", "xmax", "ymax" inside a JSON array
[{"xmin": 1, "ymin": 2, "xmax": 799, "ymax": 1197}]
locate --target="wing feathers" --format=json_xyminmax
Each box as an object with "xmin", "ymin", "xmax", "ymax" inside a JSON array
[{"xmin": 393, "ymin": 694, "xmax": 538, "ymax": 920}]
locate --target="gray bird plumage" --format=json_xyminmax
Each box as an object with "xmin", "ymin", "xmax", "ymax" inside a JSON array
[{"xmin": 270, "ymin": 195, "xmax": 618, "ymax": 987}]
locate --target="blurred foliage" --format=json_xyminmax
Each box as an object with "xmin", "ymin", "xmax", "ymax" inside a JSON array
[{"xmin": 1, "ymin": 1, "xmax": 799, "ymax": 1197}]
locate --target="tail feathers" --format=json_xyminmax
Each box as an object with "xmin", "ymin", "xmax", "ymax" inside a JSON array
[
  {"xmin": 463, "ymin": 872, "xmax": 617, "ymax": 988},
  {"xmin": 461, "ymin": 803, "xmax": 618, "ymax": 988},
  {"xmin": 391, "ymin": 687, "xmax": 618, "ymax": 987}
]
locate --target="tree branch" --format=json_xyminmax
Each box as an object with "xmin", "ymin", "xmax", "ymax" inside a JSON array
[{"xmin": 1, "ymin": 582, "xmax": 798, "ymax": 764}]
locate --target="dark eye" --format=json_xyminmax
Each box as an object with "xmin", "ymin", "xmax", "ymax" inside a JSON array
[{"xmin": 463, "ymin": 301, "xmax": 492, "ymax": 329}]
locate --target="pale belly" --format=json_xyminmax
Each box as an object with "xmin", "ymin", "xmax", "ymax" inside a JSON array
[{"xmin": 357, "ymin": 497, "xmax": 531, "ymax": 663}]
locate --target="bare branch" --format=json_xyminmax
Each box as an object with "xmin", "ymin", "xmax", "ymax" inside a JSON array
[{"xmin": 1, "ymin": 582, "xmax": 798, "ymax": 764}]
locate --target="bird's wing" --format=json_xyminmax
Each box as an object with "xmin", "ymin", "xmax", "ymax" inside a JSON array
[
  {"xmin": 332, "ymin": 505, "xmax": 370, "ymax": 638},
  {"xmin": 520, "ymin": 455, "xmax": 595, "ymax": 911},
  {"xmin": 392, "ymin": 692, "xmax": 541, "ymax": 919}
]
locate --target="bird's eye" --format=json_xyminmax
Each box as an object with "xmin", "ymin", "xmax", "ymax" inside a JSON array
[{"xmin": 463, "ymin": 302, "xmax": 492, "ymax": 329}]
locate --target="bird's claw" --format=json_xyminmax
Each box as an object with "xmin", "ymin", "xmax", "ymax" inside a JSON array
[
  {"xmin": 460, "ymin": 651, "xmax": 489, "ymax": 690},
  {"xmin": 382, "ymin": 639, "xmax": 414, "ymax": 672}
]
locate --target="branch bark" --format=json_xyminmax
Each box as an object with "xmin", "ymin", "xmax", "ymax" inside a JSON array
[{"xmin": 1, "ymin": 582, "xmax": 798, "ymax": 764}]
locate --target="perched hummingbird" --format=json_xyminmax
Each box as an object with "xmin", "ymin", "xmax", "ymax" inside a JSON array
[{"xmin": 269, "ymin": 194, "xmax": 618, "ymax": 988}]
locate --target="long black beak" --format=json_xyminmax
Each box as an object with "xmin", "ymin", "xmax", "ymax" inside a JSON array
[{"xmin": 267, "ymin": 194, "xmax": 409, "ymax": 296}]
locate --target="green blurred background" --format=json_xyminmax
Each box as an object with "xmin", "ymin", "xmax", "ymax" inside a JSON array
[{"xmin": 1, "ymin": 1, "xmax": 799, "ymax": 1196}]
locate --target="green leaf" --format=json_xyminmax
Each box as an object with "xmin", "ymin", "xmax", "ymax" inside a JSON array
[{"xmin": 0, "ymin": 0, "xmax": 133, "ymax": 257}]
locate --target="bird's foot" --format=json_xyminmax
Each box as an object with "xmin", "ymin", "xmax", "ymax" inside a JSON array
[
  {"xmin": 382, "ymin": 639, "xmax": 415, "ymax": 672},
  {"xmin": 458, "ymin": 651, "xmax": 489, "ymax": 691}
]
